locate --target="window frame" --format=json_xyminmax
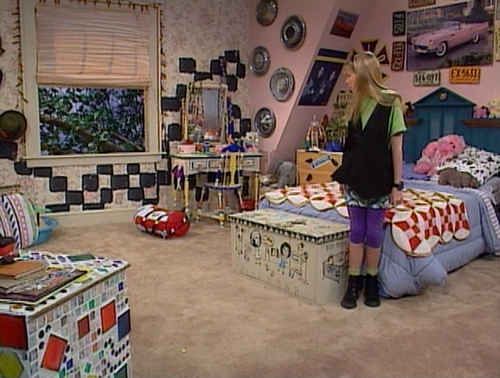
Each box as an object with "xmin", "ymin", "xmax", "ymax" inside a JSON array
[{"xmin": 20, "ymin": 0, "xmax": 161, "ymax": 167}]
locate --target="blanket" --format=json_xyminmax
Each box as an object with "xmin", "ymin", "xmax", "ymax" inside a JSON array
[{"xmin": 264, "ymin": 184, "xmax": 470, "ymax": 257}]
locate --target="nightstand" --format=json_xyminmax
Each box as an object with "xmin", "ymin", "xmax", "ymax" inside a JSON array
[{"xmin": 296, "ymin": 149, "xmax": 343, "ymax": 185}]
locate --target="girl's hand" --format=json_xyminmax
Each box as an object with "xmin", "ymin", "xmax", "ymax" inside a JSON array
[{"xmin": 390, "ymin": 188, "xmax": 402, "ymax": 206}]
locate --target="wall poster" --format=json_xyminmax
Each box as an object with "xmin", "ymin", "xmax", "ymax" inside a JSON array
[{"xmin": 407, "ymin": 1, "xmax": 493, "ymax": 71}]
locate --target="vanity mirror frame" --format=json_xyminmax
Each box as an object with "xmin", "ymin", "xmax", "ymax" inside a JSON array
[{"xmin": 182, "ymin": 80, "xmax": 229, "ymax": 143}]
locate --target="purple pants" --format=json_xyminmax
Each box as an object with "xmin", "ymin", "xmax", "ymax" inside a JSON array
[{"xmin": 347, "ymin": 206, "xmax": 386, "ymax": 248}]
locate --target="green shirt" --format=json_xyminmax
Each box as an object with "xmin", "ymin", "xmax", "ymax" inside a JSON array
[{"xmin": 359, "ymin": 96, "xmax": 406, "ymax": 137}]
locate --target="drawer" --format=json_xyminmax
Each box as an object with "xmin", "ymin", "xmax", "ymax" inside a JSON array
[
  {"xmin": 189, "ymin": 160, "xmax": 208, "ymax": 172},
  {"xmin": 208, "ymin": 159, "xmax": 222, "ymax": 170},
  {"xmin": 241, "ymin": 158, "xmax": 259, "ymax": 171}
]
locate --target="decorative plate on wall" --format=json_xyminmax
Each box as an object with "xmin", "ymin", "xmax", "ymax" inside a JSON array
[
  {"xmin": 281, "ymin": 15, "xmax": 306, "ymax": 50},
  {"xmin": 250, "ymin": 46, "xmax": 271, "ymax": 76},
  {"xmin": 0, "ymin": 110, "xmax": 27, "ymax": 141},
  {"xmin": 256, "ymin": 0, "xmax": 278, "ymax": 26},
  {"xmin": 254, "ymin": 107, "xmax": 276, "ymax": 138},
  {"xmin": 270, "ymin": 67, "xmax": 295, "ymax": 102}
]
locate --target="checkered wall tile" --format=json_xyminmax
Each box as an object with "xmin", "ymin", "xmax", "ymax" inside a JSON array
[{"xmin": 12, "ymin": 161, "xmax": 171, "ymax": 213}]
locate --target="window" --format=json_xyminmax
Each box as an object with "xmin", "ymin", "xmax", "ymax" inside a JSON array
[
  {"xmin": 20, "ymin": 0, "xmax": 160, "ymax": 166},
  {"xmin": 39, "ymin": 87, "xmax": 145, "ymax": 155}
]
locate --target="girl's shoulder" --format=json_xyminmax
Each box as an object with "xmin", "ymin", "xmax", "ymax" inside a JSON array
[{"xmin": 381, "ymin": 90, "xmax": 402, "ymax": 108}]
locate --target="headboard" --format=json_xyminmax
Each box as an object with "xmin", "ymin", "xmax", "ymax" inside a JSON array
[{"xmin": 404, "ymin": 87, "xmax": 500, "ymax": 163}]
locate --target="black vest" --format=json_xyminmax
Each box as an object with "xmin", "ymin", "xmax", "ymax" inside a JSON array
[{"xmin": 332, "ymin": 104, "xmax": 394, "ymax": 199}]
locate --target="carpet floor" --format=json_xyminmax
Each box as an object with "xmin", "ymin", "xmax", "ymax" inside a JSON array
[{"xmin": 41, "ymin": 221, "xmax": 500, "ymax": 378}]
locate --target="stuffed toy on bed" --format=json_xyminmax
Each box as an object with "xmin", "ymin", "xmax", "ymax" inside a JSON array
[
  {"xmin": 414, "ymin": 134, "xmax": 466, "ymax": 176},
  {"xmin": 438, "ymin": 167, "xmax": 479, "ymax": 188}
]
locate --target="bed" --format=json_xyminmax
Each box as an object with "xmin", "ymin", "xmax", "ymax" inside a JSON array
[{"xmin": 259, "ymin": 174, "xmax": 500, "ymax": 298}]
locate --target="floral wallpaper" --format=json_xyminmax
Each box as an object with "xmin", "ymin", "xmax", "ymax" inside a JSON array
[{"xmin": 0, "ymin": 0, "xmax": 251, "ymax": 212}]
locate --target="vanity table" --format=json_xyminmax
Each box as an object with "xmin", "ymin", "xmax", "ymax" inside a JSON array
[{"xmin": 170, "ymin": 152, "xmax": 262, "ymax": 212}]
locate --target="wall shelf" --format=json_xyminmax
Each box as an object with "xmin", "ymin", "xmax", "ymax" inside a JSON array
[{"xmin": 462, "ymin": 119, "xmax": 500, "ymax": 128}]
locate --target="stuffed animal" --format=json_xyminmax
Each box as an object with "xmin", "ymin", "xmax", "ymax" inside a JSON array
[
  {"xmin": 438, "ymin": 167, "xmax": 479, "ymax": 188},
  {"xmin": 134, "ymin": 205, "xmax": 190, "ymax": 239},
  {"xmin": 262, "ymin": 161, "xmax": 296, "ymax": 189},
  {"xmin": 414, "ymin": 135, "xmax": 466, "ymax": 176},
  {"xmin": 473, "ymin": 106, "xmax": 489, "ymax": 119},
  {"xmin": 487, "ymin": 98, "xmax": 500, "ymax": 118}
]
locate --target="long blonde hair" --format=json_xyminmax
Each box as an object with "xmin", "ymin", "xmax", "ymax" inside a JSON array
[{"xmin": 346, "ymin": 51, "xmax": 403, "ymax": 123}]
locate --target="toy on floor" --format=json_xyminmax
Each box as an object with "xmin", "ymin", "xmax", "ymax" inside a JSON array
[
  {"xmin": 414, "ymin": 134, "xmax": 466, "ymax": 176},
  {"xmin": 134, "ymin": 205, "xmax": 190, "ymax": 239}
]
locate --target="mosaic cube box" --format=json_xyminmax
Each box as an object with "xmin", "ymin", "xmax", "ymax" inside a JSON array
[
  {"xmin": 229, "ymin": 209, "xmax": 349, "ymax": 305},
  {"xmin": 0, "ymin": 251, "xmax": 132, "ymax": 378}
]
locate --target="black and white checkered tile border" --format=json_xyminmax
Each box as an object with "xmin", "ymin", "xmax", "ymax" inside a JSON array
[{"xmin": 13, "ymin": 161, "xmax": 171, "ymax": 213}]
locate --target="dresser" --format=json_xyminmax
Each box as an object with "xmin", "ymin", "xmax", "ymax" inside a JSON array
[{"xmin": 296, "ymin": 149, "xmax": 342, "ymax": 185}]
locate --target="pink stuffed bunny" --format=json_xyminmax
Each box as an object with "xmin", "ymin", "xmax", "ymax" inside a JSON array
[{"xmin": 414, "ymin": 135, "xmax": 466, "ymax": 176}]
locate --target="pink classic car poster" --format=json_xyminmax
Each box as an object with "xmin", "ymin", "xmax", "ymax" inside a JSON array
[{"xmin": 406, "ymin": 1, "xmax": 494, "ymax": 71}]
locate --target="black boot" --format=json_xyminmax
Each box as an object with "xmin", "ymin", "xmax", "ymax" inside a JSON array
[
  {"xmin": 364, "ymin": 274, "xmax": 381, "ymax": 307},
  {"xmin": 341, "ymin": 275, "xmax": 361, "ymax": 309}
]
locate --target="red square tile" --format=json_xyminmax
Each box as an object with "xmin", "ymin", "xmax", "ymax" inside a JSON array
[
  {"xmin": 77, "ymin": 316, "xmax": 90, "ymax": 339},
  {"xmin": 0, "ymin": 314, "xmax": 27, "ymax": 350},
  {"xmin": 100, "ymin": 300, "xmax": 116, "ymax": 333},
  {"xmin": 41, "ymin": 334, "xmax": 67, "ymax": 371}
]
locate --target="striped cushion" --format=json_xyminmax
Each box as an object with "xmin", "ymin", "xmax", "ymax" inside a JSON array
[{"xmin": 0, "ymin": 194, "xmax": 39, "ymax": 248}]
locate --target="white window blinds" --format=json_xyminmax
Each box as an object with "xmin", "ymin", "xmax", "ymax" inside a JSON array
[{"xmin": 36, "ymin": 2, "xmax": 157, "ymax": 86}]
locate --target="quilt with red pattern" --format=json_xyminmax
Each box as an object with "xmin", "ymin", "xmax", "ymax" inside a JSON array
[{"xmin": 264, "ymin": 184, "xmax": 470, "ymax": 257}]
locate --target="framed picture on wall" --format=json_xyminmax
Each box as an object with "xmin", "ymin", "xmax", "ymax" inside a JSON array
[
  {"xmin": 299, "ymin": 49, "xmax": 348, "ymax": 106},
  {"xmin": 408, "ymin": 0, "xmax": 436, "ymax": 9},
  {"xmin": 391, "ymin": 41, "xmax": 406, "ymax": 71},
  {"xmin": 330, "ymin": 10, "xmax": 359, "ymax": 39},
  {"xmin": 406, "ymin": 1, "xmax": 494, "ymax": 71},
  {"xmin": 496, "ymin": 26, "xmax": 500, "ymax": 61},
  {"xmin": 392, "ymin": 11, "xmax": 406, "ymax": 36}
]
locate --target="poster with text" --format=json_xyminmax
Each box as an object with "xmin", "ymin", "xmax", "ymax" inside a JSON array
[{"xmin": 406, "ymin": 1, "xmax": 494, "ymax": 71}]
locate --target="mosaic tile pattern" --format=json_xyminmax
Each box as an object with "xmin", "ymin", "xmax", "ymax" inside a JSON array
[{"xmin": 0, "ymin": 251, "xmax": 131, "ymax": 378}]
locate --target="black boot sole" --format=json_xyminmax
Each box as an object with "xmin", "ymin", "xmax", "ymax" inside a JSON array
[
  {"xmin": 364, "ymin": 299, "xmax": 381, "ymax": 307},
  {"xmin": 341, "ymin": 300, "xmax": 357, "ymax": 309}
]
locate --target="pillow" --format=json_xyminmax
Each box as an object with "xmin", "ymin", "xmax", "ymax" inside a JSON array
[
  {"xmin": 134, "ymin": 205, "xmax": 190, "ymax": 239},
  {"xmin": 0, "ymin": 193, "xmax": 39, "ymax": 248}
]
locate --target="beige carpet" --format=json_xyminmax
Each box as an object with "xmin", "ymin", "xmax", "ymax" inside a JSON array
[{"xmin": 42, "ymin": 221, "xmax": 500, "ymax": 378}]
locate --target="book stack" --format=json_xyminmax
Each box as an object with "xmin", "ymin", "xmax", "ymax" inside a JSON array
[
  {"xmin": 0, "ymin": 260, "xmax": 47, "ymax": 295},
  {"xmin": 0, "ymin": 259, "xmax": 86, "ymax": 304}
]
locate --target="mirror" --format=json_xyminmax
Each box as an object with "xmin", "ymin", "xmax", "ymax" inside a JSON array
[{"xmin": 183, "ymin": 82, "xmax": 228, "ymax": 143}]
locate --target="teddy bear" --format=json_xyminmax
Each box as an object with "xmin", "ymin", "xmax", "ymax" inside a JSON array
[
  {"xmin": 438, "ymin": 167, "xmax": 479, "ymax": 188},
  {"xmin": 414, "ymin": 135, "xmax": 466, "ymax": 176},
  {"xmin": 487, "ymin": 98, "xmax": 500, "ymax": 118}
]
